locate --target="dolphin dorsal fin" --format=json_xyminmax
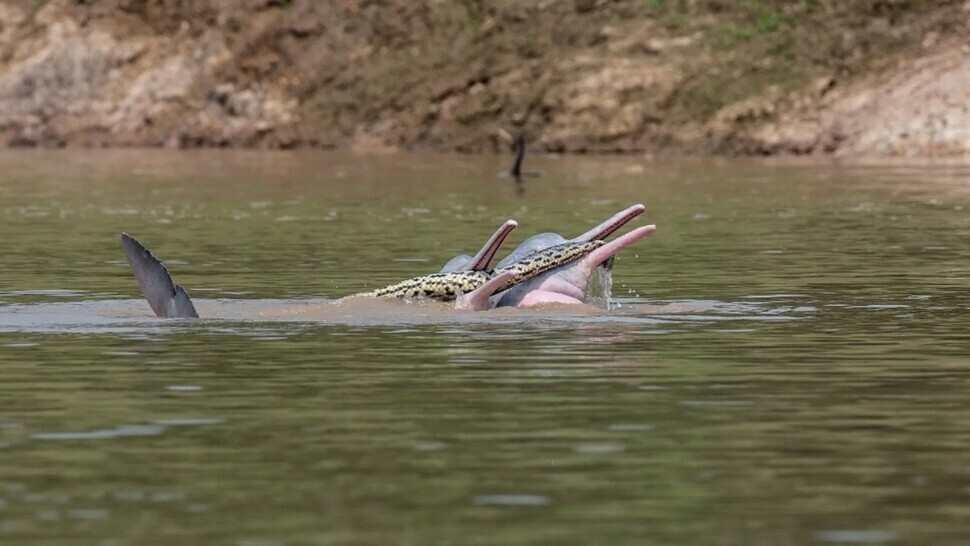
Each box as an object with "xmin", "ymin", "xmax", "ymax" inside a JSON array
[{"xmin": 121, "ymin": 233, "xmax": 199, "ymax": 318}]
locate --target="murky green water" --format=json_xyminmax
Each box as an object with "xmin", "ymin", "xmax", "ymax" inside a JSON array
[{"xmin": 0, "ymin": 150, "xmax": 968, "ymax": 545}]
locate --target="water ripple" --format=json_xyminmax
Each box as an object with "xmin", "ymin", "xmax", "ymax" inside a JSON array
[
  {"xmin": 32, "ymin": 424, "xmax": 164, "ymax": 441},
  {"xmin": 473, "ymin": 495, "xmax": 550, "ymax": 506},
  {"xmin": 814, "ymin": 529, "xmax": 896, "ymax": 543}
]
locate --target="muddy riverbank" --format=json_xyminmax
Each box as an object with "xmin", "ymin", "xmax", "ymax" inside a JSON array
[{"xmin": 0, "ymin": 0, "xmax": 967, "ymax": 156}]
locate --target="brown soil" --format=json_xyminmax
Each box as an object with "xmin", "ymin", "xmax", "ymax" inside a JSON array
[{"xmin": 0, "ymin": 0, "xmax": 967, "ymax": 156}]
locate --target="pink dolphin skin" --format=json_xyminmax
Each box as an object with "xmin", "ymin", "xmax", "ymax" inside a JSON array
[
  {"xmin": 440, "ymin": 219, "xmax": 518, "ymax": 272},
  {"xmin": 456, "ymin": 271, "xmax": 516, "ymax": 311},
  {"xmin": 491, "ymin": 204, "xmax": 650, "ymax": 308},
  {"xmin": 499, "ymin": 224, "xmax": 657, "ymax": 307},
  {"xmin": 495, "ymin": 204, "xmax": 645, "ymax": 268},
  {"xmin": 574, "ymin": 203, "xmax": 647, "ymax": 243}
]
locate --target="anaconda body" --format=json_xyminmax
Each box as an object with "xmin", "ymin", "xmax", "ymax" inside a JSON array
[
  {"xmin": 354, "ymin": 240, "xmax": 605, "ymax": 301},
  {"xmin": 357, "ymin": 270, "xmax": 492, "ymax": 300}
]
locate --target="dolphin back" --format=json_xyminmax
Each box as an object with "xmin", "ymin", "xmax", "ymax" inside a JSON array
[
  {"xmin": 495, "ymin": 232, "xmax": 568, "ymax": 268},
  {"xmin": 121, "ymin": 233, "xmax": 199, "ymax": 318},
  {"xmin": 439, "ymin": 254, "xmax": 473, "ymax": 273}
]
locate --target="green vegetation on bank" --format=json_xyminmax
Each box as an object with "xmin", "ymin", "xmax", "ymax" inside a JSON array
[{"xmin": 638, "ymin": 0, "xmax": 958, "ymax": 122}]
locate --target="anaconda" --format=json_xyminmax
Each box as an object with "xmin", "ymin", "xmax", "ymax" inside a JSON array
[{"xmin": 353, "ymin": 240, "xmax": 605, "ymax": 301}]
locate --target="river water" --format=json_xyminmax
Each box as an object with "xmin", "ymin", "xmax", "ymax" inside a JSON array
[{"xmin": 0, "ymin": 150, "xmax": 968, "ymax": 545}]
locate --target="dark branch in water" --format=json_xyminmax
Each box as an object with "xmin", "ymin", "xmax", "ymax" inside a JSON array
[
  {"xmin": 506, "ymin": 133, "xmax": 541, "ymax": 182},
  {"xmin": 510, "ymin": 134, "xmax": 526, "ymax": 178}
]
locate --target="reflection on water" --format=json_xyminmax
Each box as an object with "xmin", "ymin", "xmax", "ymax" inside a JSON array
[
  {"xmin": 1, "ymin": 150, "xmax": 969, "ymax": 545},
  {"xmin": 0, "ymin": 295, "xmax": 816, "ymax": 333}
]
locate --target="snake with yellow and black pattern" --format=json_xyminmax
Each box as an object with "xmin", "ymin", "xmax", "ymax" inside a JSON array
[{"xmin": 352, "ymin": 240, "xmax": 605, "ymax": 301}]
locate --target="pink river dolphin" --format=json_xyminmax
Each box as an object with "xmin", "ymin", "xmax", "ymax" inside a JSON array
[
  {"xmin": 452, "ymin": 204, "xmax": 655, "ymax": 308},
  {"xmin": 121, "ymin": 205, "xmax": 655, "ymax": 317}
]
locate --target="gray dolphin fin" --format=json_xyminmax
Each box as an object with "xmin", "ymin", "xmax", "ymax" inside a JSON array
[{"xmin": 121, "ymin": 233, "xmax": 199, "ymax": 318}]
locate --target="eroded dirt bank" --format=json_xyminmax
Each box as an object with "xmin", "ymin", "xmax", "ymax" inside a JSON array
[{"xmin": 0, "ymin": 0, "xmax": 967, "ymax": 156}]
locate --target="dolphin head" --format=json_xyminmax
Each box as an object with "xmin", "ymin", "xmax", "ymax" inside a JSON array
[
  {"xmin": 497, "ymin": 225, "xmax": 657, "ymax": 307},
  {"xmin": 460, "ymin": 240, "xmax": 606, "ymax": 311},
  {"xmin": 491, "ymin": 204, "xmax": 648, "ymax": 307}
]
